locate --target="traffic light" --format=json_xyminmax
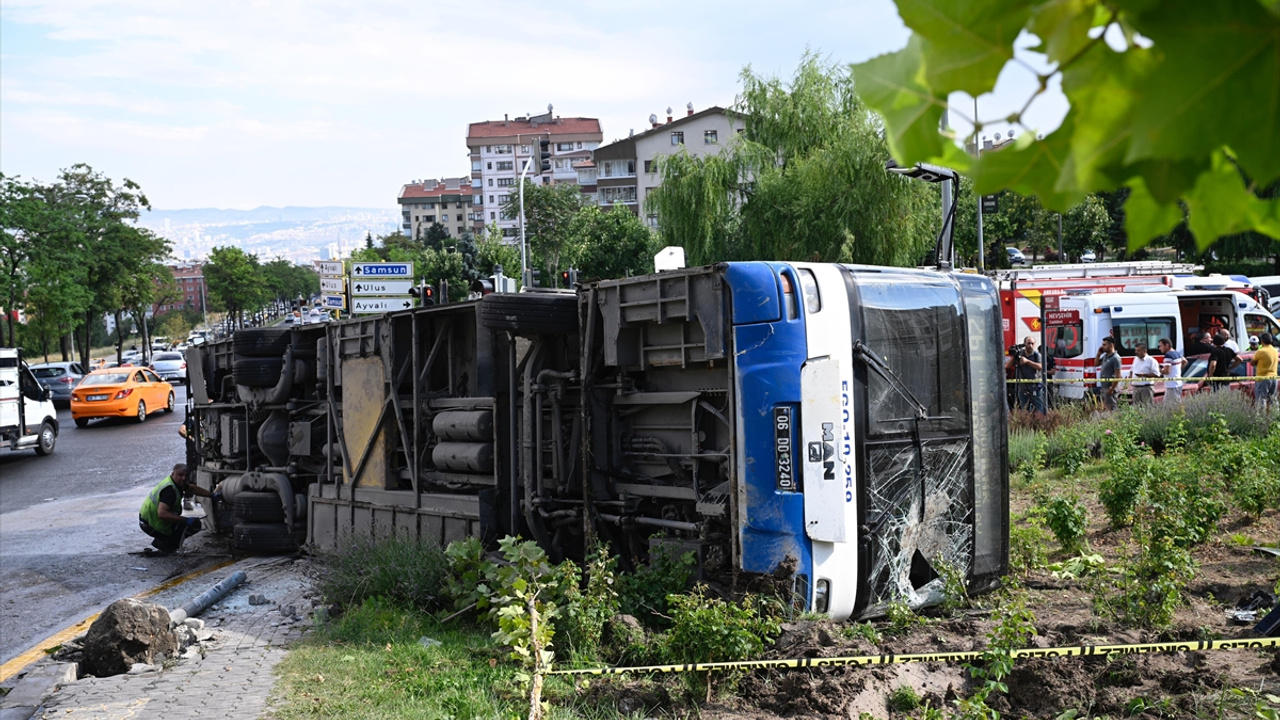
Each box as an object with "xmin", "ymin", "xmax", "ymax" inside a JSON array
[
  {"xmin": 408, "ymin": 285, "xmax": 435, "ymax": 306},
  {"xmin": 560, "ymin": 267, "xmax": 577, "ymax": 288},
  {"xmin": 538, "ymin": 139, "xmax": 551, "ymax": 173},
  {"xmin": 529, "ymin": 269, "xmax": 542, "ymax": 288}
]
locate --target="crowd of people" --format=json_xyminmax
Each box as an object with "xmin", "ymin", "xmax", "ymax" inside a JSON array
[{"xmin": 1007, "ymin": 330, "xmax": 1277, "ymax": 416}]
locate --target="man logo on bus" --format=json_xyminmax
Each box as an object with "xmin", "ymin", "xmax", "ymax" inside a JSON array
[{"xmin": 807, "ymin": 422, "xmax": 837, "ymax": 481}]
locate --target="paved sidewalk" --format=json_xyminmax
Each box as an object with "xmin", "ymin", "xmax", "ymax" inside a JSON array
[{"xmin": 9, "ymin": 555, "xmax": 316, "ymax": 720}]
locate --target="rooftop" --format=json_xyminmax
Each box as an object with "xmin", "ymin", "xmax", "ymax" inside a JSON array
[
  {"xmin": 398, "ymin": 178, "xmax": 473, "ymax": 201},
  {"xmin": 467, "ymin": 112, "xmax": 602, "ymax": 141}
]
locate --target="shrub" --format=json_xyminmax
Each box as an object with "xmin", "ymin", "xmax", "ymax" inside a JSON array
[
  {"xmin": 1045, "ymin": 421, "xmax": 1104, "ymax": 475},
  {"xmin": 663, "ymin": 586, "xmax": 781, "ymax": 699},
  {"xmin": 1180, "ymin": 392, "xmax": 1270, "ymax": 444},
  {"xmin": 616, "ymin": 543, "xmax": 697, "ymax": 628},
  {"xmin": 1100, "ymin": 528, "xmax": 1197, "ymax": 629},
  {"xmin": 557, "ymin": 543, "xmax": 620, "ymax": 662},
  {"xmin": 1142, "ymin": 461, "xmax": 1225, "ymax": 547},
  {"xmin": 317, "ymin": 535, "xmax": 451, "ymax": 612},
  {"xmin": 1100, "ymin": 454, "xmax": 1152, "ymax": 527},
  {"xmin": 1043, "ymin": 495, "xmax": 1088, "ymax": 554}
]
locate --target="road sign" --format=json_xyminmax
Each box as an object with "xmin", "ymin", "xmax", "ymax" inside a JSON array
[
  {"xmin": 317, "ymin": 261, "xmax": 344, "ymax": 276},
  {"xmin": 1046, "ymin": 310, "xmax": 1080, "ymax": 326},
  {"xmin": 350, "ymin": 279, "xmax": 414, "ymax": 296},
  {"xmin": 322, "ymin": 294, "xmax": 346, "ymax": 309},
  {"xmin": 351, "ymin": 297, "xmax": 415, "ymax": 314},
  {"xmin": 1043, "ymin": 293, "xmax": 1060, "ymax": 311},
  {"xmin": 320, "ymin": 277, "xmax": 346, "ymax": 293},
  {"xmin": 981, "ymin": 195, "xmax": 999, "ymax": 214},
  {"xmin": 351, "ymin": 262, "xmax": 413, "ymax": 278}
]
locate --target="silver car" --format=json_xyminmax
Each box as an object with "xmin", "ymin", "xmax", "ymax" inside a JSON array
[
  {"xmin": 30, "ymin": 362, "xmax": 85, "ymax": 405},
  {"xmin": 149, "ymin": 352, "xmax": 187, "ymax": 384}
]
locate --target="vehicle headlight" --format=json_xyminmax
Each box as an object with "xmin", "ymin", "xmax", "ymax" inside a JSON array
[{"xmin": 813, "ymin": 579, "xmax": 830, "ymax": 615}]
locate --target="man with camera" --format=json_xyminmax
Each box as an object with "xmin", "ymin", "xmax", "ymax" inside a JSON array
[{"xmin": 1007, "ymin": 336, "xmax": 1045, "ymax": 414}]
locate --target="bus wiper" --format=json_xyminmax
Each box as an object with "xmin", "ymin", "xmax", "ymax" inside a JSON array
[{"xmin": 852, "ymin": 341, "xmax": 950, "ymax": 422}]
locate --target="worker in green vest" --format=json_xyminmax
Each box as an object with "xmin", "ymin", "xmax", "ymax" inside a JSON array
[{"xmin": 139, "ymin": 464, "xmax": 214, "ymax": 554}]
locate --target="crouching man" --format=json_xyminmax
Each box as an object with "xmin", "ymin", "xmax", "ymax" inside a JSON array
[{"xmin": 139, "ymin": 463, "xmax": 213, "ymax": 554}]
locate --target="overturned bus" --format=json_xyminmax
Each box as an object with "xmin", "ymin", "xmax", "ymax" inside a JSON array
[{"xmin": 186, "ymin": 261, "xmax": 1008, "ymax": 620}]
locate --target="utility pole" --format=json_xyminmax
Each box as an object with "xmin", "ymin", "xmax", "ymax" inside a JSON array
[
  {"xmin": 974, "ymin": 98, "xmax": 984, "ymax": 272},
  {"xmin": 518, "ymin": 154, "xmax": 532, "ymax": 290},
  {"xmin": 939, "ymin": 109, "xmax": 953, "ymax": 267}
]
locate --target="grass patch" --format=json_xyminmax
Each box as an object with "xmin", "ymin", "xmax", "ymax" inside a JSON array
[{"xmin": 315, "ymin": 536, "xmax": 451, "ymax": 612}]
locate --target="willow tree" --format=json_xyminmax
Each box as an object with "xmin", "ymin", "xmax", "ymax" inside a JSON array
[{"xmin": 646, "ymin": 54, "xmax": 938, "ymax": 267}]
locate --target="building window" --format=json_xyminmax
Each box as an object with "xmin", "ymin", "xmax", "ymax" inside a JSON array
[
  {"xmin": 490, "ymin": 211, "xmax": 496, "ymax": 219},
  {"xmin": 577, "ymin": 142, "xmax": 582, "ymax": 149},
  {"xmin": 427, "ymin": 202, "xmax": 435, "ymax": 209},
  {"xmin": 556, "ymin": 142, "xmax": 573, "ymax": 151},
  {"xmin": 496, "ymin": 160, "xmax": 513, "ymax": 171},
  {"xmin": 704, "ymin": 130, "xmax": 718, "ymax": 144},
  {"xmin": 520, "ymin": 145, "xmax": 530, "ymax": 154},
  {"xmin": 485, "ymin": 146, "xmax": 491, "ymax": 153},
  {"xmin": 487, "ymin": 161, "xmax": 492, "ymax": 170},
  {"xmin": 497, "ymin": 177, "xmax": 516, "ymax": 187},
  {"xmin": 473, "ymin": 194, "xmax": 482, "ymax": 205},
  {"xmin": 488, "ymin": 179, "xmax": 494, "ymax": 186},
  {"xmin": 627, "ymin": 160, "xmax": 636, "ymax": 175},
  {"xmin": 441, "ymin": 214, "xmax": 449, "ymax": 222},
  {"xmin": 600, "ymin": 186, "xmax": 637, "ymax": 204},
  {"xmin": 554, "ymin": 158, "xmax": 573, "ymax": 170},
  {"xmin": 643, "ymin": 160, "xmax": 652, "ymax": 173},
  {"xmin": 671, "ymin": 131, "xmax": 684, "ymax": 145},
  {"xmin": 489, "ymin": 195, "xmax": 495, "ymax": 203},
  {"xmin": 424, "ymin": 215, "xmax": 435, "ymax": 222},
  {"xmin": 502, "ymin": 227, "xmax": 519, "ymax": 237}
]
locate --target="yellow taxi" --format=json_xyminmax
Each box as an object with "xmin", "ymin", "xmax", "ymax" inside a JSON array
[{"xmin": 71, "ymin": 367, "xmax": 175, "ymax": 427}]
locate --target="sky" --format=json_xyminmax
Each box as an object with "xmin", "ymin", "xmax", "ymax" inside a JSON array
[{"xmin": 0, "ymin": 0, "xmax": 1066, "ymax": 211}]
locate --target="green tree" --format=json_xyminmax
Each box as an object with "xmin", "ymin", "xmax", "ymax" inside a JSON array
[
  {"xmin": 205, "ymin": 246, "xmax": 264, "ymax": 328},
  {"xmin": 1062, "ymin": 195, "xmax": 1113, "ymax": 263},
  {"xmin": 502, "ymin": 182, "xmax": 583, "ymax": 285},
  {"xmin": 851, "ymin": 0, "xmax": 1280, "ymax": 253},
  {"xmin": 567, "ymin": 204, "xmax": 658, "ymax": 280},
  {"xmin": 477, "ymin": 233, "xmax": 521, "ymax": 282},
  {"xmin": 647, "ymin": 54, "xmax": 938, "ymax": 267}
]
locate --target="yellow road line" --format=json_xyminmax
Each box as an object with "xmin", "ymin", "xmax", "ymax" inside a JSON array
[{"xmin": 0, "ymin": 558, "xmax": 238, "ymax": 684}]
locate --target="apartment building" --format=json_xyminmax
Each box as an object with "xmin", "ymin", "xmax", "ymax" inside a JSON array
[
  {"xmin": 397, "ymin": 177, "xmax": 482, "ymax": 239},
  {"xmin": 154, "ymin": 262, "xmax": 207, "ymax": 315},
  {"xmin": 466, "ymin": 109, "xmax": 603, "ymax": 238},
  {"xmin": 592, "ymin": 105, "xmax": 742, "ymax": 224}
]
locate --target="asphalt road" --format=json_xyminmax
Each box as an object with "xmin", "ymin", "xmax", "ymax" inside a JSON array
[{"xmin": 0, "ymin": 386, "xmax": 230, "ymax": 665}]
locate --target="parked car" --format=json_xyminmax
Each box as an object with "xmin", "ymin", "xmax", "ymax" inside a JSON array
[
  {"xmin": 1080, "ymin": 249, "xmax": 1097, "ymax": 263},
  {"xmin": 1006, "ymin": 247, "xmax": 1028, "ymax": 266},
  {"xmin": 29, "ymin": 362, "xmax": 85, "ymax": 406},
  {"xmin": 71, "ymin": 368, "xmax": 174, "ymax": 427},
  {"xmin": 149, "ymin": 351, "xmax": 187, "ymax": 384},
  {"xmin": 1178, "ymin": 351, "xmax": 1255, "ymax": 398}
]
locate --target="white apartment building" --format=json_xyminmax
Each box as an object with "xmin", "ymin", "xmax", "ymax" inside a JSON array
[
  {"xmin": 466, "ymin": 109, "xmax": 603, "ymax": 238},
  {"xmin": 592, "ymin": 105, "xmax": 742, "ymax": 225}
]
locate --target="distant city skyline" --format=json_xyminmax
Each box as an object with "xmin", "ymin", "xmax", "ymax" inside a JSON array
[{"xmin": 1, "ymin": 1, "xmax": 1066, "ymax": 211}]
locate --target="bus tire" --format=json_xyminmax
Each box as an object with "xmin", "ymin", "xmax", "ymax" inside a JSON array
[
  {"xmin": 232, "ymin": 522, "xmax": 297, "ymax": 554},
  {"xmin": 233, "ymin": 328, "xmax": 292, "ymax": 358},
  {"xmin": 480, "ymin": 293, "xmax": 578, "ymax": 335},
  {"xmin": 233, "ymin": 491, "xmax": 285, "ymax": 523},
  {"xmin": 35, "ymin": 421, "xmax": 57, "ymax": 456},
  {"xmin": 233, "ymin": 355, "xmax": 284, "ymax": 388}
]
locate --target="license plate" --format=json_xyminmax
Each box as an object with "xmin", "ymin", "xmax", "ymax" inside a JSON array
[
  {"xmin": 774, "ymin": 406, "xmax": 798, "ymax": 492},
  {"xmin": 87, "ymin": 394, "xmax": 108, "ymax": 401}
]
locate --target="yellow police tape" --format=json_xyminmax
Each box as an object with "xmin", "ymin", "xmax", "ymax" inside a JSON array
[
  {"xmin": 546, "ymin": 636, "xmax": 1280, "ymax": 677},
  {"xmin": 1007, "ymin": 375, "xmax": 1277, "ymax": 384}
]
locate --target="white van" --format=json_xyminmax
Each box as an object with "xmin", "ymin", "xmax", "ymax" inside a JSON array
[
  {"xmin": 1046, "ymin": 288, "xmax": 1280, "ymax": 400},
  {"xmin": 0, "ymin": 348, "xmax": 59, "ymax": 455}
]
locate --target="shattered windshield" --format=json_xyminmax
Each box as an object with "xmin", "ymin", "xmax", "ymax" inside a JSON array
[{"xmin": 855, "ymin": 274, "xmax": 970, "ymax": 436}]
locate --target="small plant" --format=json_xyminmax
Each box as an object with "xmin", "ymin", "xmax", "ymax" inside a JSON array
[
  {"xmin": 1043, "ymin": 494, "xmax": 1088, "ymax": 554},
  {"xmin": 663, "ymin": 586, "xmax": 781, "ymax": 701},
  {"xmin": 557, "ymin": 542, "xmax": 620, "ymax": 662},
  {"xmin": 960, "ymin": 591, "xmax": 1037, "ymax": 717},
  {"xmin": 1009, "ymin": 517, "xmax": 1050, "ymax": 576},
  {"xmin": 841, "ymin": 621, "xmax": 882, "ymax": 646},
  {"xmin": 1047, "ymin": 552, "xmax": 1107, "ymax": 580},
  {"xmin": 443, "ymin": 536, "xmax": 489, "ymax": 612},
  {"xmin": 1098, "ymin": 528, "xmax": 1197, "ymax": 629},
  {"xmin": 888, "ymin": 683, "xmax": 922, "ymax": 712},
  {"xmin": 934, "ymin": 560, "xmax": 969, "ymax": 615},
  {"xmin": 886, "ymin": 599, "xmax": 925, "ymax": 634}
]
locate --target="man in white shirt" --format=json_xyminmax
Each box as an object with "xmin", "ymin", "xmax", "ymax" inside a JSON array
[
  {"xmin": 1157, "ymin": 338, "xmax": 1185, "ymax": 402},
  {"xmin": 1130, "ymin": 342, "xmax": 1160, "ymax": 405}
]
